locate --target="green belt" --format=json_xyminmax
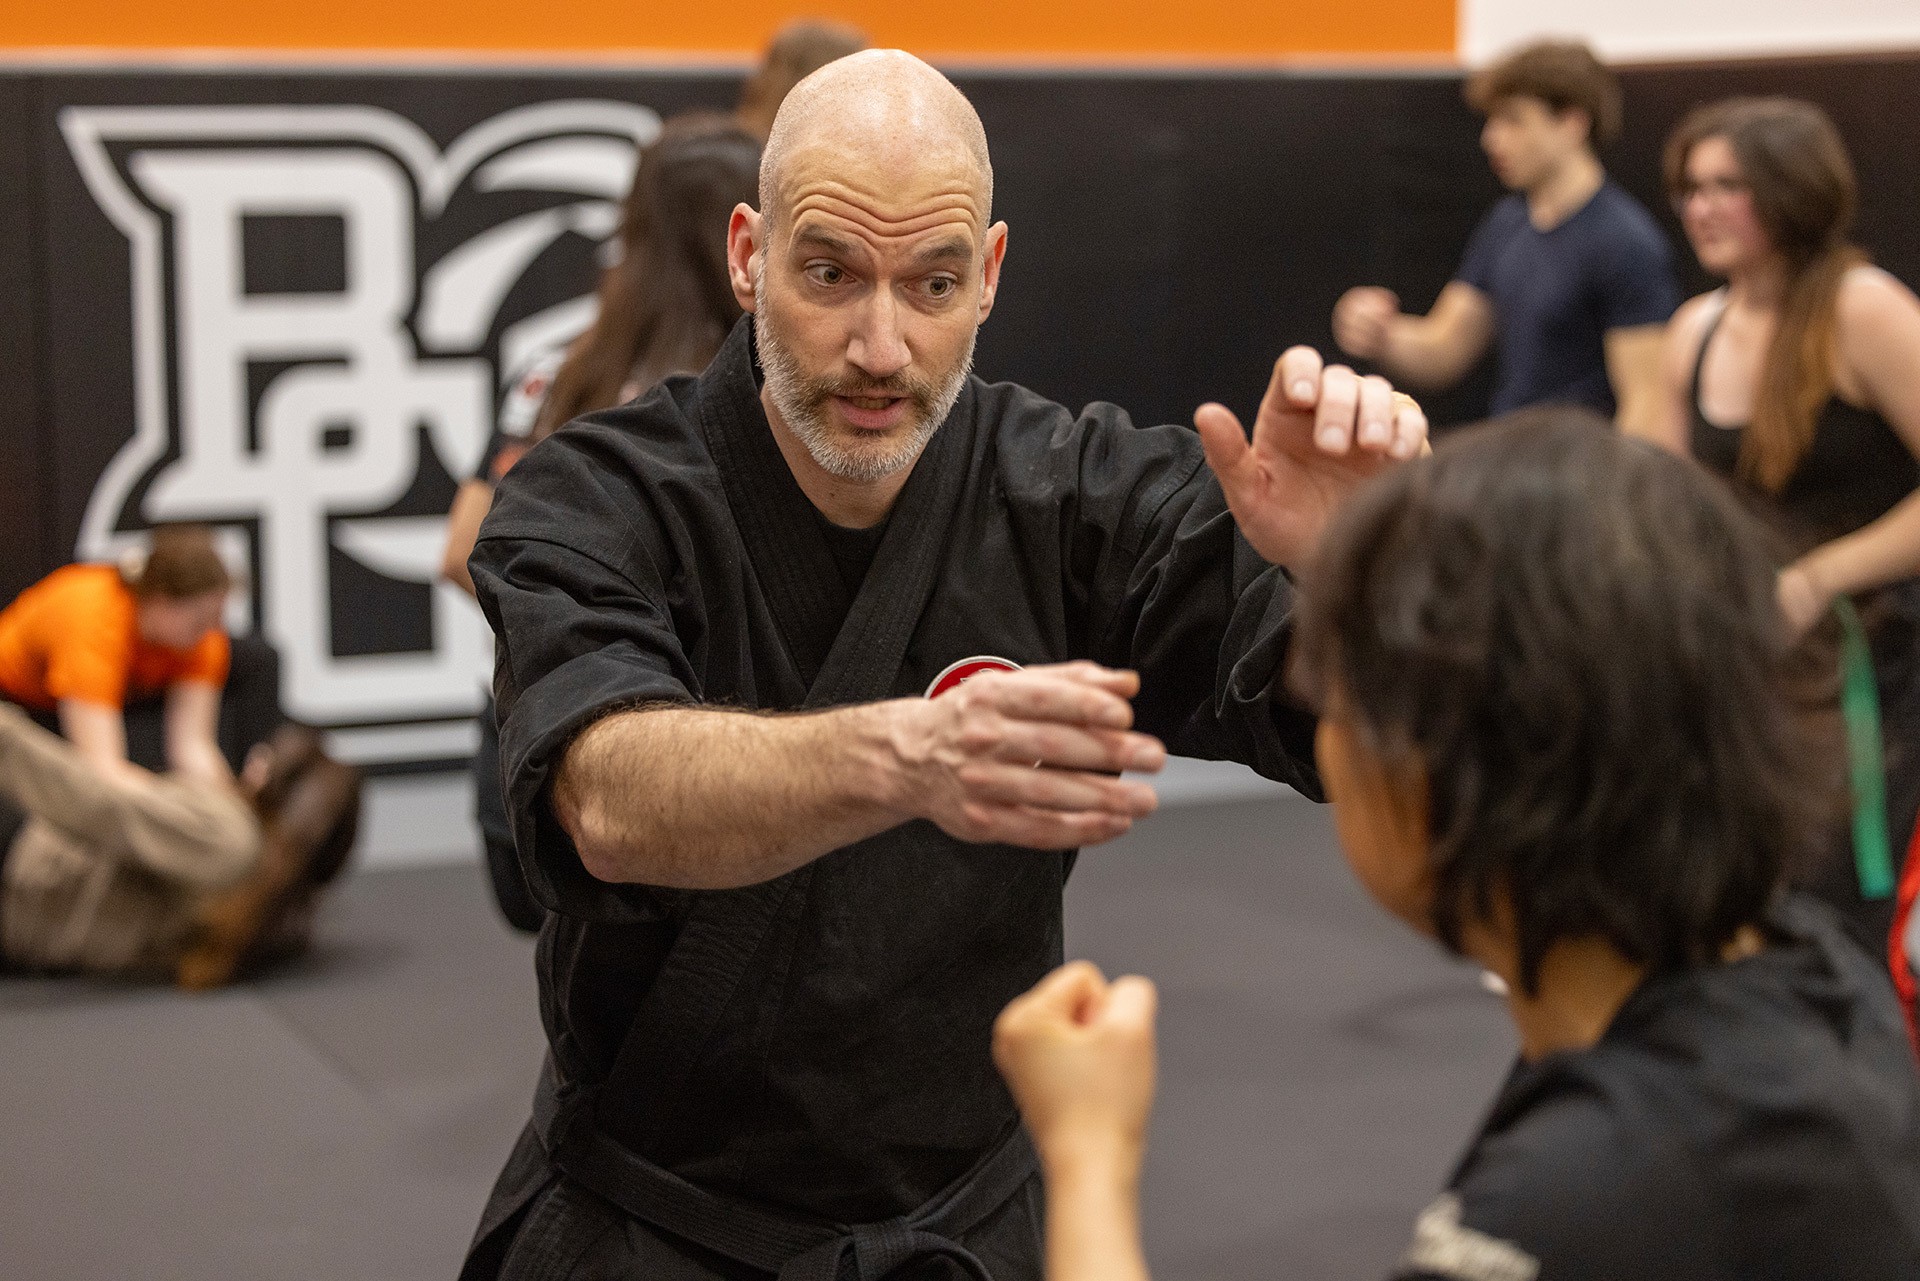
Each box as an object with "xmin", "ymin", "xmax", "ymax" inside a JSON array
[{"xmin": 1838, "ymin": 598, "xmax": 1896, "ymax": 900}]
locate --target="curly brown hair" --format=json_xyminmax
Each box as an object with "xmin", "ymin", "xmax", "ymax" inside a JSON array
[{"xmin": 1466, "ymin": 40, "xmax": 1623, "ymax": 146}]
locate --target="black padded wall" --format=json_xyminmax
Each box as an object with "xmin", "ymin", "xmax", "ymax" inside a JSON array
[{"xmin": 0, "ymin": 51, "xmax": 1912, "ymax": 765}]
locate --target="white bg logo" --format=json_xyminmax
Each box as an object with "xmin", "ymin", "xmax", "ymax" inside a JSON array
[{"xmin": 61, "ymin": 102, "xmax": 660, "ymax": 765}]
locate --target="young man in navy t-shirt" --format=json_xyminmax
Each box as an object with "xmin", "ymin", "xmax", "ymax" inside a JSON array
[{"xmin": 1333, "ymin": 41, "xmax": 1678, "ymax": 432}]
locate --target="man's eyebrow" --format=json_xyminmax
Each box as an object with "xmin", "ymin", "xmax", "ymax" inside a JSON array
[
  {"xmin": 791, "ymin": 227, "xmax": 860, "ymax": 256},
  {"xmin": 911, "ymin": 237, "xmax": 975, "ymax": 268}
]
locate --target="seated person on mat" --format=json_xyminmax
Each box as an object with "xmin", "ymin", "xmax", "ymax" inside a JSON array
[
  {"xmin": 994, "ymin": 410, "xmax": 1920, "ymax": 1280},
  {"xmin": 0, "ymin": 527, "xmax": 361, "ymax": 986},
  {"xmin": 0, "ymin": 708, "xmax": 359, "ymax": 987}
]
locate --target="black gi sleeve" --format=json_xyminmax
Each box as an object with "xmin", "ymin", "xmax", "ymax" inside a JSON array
[
  {"xmin": 1053, "ymin": 401, "xmax": 1321, "ymax": 797},
  {"xmin": 469, "ymin": 427, "xmax": 700, "ymax": 922}
]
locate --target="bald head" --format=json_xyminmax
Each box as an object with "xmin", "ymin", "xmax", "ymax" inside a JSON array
[
  {"xmin": 731, "ymin": 49, "xmax": 1008, "ymax": 492},
  {"xmin": 758, "ymin": 50, "xmax": 993, "ymax": 232}
]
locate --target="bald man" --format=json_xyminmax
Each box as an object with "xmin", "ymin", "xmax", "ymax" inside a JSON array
[{"xmin": 464, "ymin": 51, "xmax": 1428, "ymax": 1281}]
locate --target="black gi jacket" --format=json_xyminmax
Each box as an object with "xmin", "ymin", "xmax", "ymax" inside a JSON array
[
  {"xmin": 1398, "ymin": 895, "xmax": 1920, "ymax": 1281},
  {"xmin": 467, "ymin": 319, "xmax": 1319, "ymax": 1272}
]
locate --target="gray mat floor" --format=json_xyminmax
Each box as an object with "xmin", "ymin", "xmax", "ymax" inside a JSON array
[{"xmin": 0, "ymin": 793, "xmax": 1515, "ymax": 1281}]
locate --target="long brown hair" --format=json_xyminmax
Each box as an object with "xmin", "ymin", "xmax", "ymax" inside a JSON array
[
  {"xmin": 1664, "ymin": 97, "xmax": 1864, "ymax": 492},
  {"xmin": 531, "ymin": 114, "xmax": 761, "ymax": 442}
]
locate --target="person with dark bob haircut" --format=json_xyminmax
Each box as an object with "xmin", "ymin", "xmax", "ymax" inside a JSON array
[
  {"xmin": 994, "ymin": 409, "xmax": 1920, "ymax": 1281},
  {"xmin": 440, "ymin": 114, "xmax": 762, "ymax": 932}
]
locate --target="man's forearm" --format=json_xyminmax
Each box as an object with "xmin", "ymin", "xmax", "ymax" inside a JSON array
[
  {"xmin": 1378, "ymin": 317, "xmax": 1471, "ymax": 391},
  {"xmin": 550, "ymin": 701, "xmax": 913, "ymax": 889}
]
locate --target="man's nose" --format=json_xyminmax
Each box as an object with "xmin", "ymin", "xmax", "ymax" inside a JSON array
[{"xmin": 847, "ymin": 288, "xmax": 910, "ymax": 380}]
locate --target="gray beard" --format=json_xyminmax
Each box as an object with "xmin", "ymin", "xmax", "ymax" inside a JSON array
[{"xmin": 754, "ymin": 269, "xmax": 973, "ymax": 483}]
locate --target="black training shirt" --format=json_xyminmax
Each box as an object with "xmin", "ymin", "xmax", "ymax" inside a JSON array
[
  {"xmin": 1455, "ymin": 182, "xmax": 1678, "ymax": 417},
  {"xmin": 1395, "ymin": 895, "xmax": 1920, "ymax": 1281}
]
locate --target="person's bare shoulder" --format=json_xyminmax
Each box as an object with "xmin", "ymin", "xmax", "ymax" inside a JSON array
[
  {"xmin": 1668, "ymin": 291, "xmax": 1722, "ymax": 345},
  {"xmin": 1836, "ymin": 264, "xmax": 1920, "ymax": 335},
  {"xmin": 1834, "ymin": 266, "xmax": 1920, "ymax": 412},
  {"xmin": 1659, "ymin": 291, "xmax": 1722, "ymax": 382}
]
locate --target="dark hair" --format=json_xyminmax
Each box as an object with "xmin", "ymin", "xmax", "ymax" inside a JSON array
[
  {"xmin": 735, "ymin": 18, "xmax": 869, "ymax": 140},
  {"xmin": 125, "ymin": 523, "xmax": 231, "ymax": 599},
  {"xmin": 1465, "ymin": 40, "xmax": 1622, "ymax": 145},
  {"xmin": 531, "ymin": 114, "xmax": 761, "ymax": 442},
  {"xmin": 1293, "ymin": 409, "xmax": 1837, "ymax": 992},
  {"xmin": 1663, "ymin": 97, "xmax": 1863, "ymax": 492}
]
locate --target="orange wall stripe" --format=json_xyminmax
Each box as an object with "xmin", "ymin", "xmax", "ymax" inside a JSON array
[{"xmin": 0, "ymin": 1, "xmax": 1456, "ymax": 58}]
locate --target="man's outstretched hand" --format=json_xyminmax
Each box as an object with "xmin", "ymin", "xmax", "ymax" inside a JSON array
[{"xmin": 1195, "ymin": 347, "xmax": 1427, "ymax": 570}]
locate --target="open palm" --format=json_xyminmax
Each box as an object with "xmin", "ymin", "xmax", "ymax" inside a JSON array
[{"xmin": 1194, "ymin": 347, "xmax": 1427, "ymax": 570}]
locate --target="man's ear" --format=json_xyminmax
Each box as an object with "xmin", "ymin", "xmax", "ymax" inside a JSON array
[
  {"xmin": 727, "ymin": 204, "xmax": 763, "ymax": 313},
  {"xmin": 1560, "ymin": 106, "xmax": 1596, "ymax": 150},
  {"xmin": 976, "ymin": 221, "xmax": 1010, "ymax": 325}
]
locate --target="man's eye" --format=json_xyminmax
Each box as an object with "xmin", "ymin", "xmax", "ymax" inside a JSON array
[
  {"xmin": 925, "ymin": 276, "xmax": 957, "ymax": 299},
  {"xmin": 806, "ymin": 264, "xmax": 846, "ymax": 286}
]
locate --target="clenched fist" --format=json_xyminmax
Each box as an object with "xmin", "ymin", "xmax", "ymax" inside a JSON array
[
  {"xmin": 1332, "ymin": 285, "xmax": 1401, "ymax": 360},
  {"xmin": 888, "ymin": 662, "xmax": 1166, "ymax": 850},
  {"xmin": 995, "ymin": 961, "xmax": 1159, "ymax": 1179}
]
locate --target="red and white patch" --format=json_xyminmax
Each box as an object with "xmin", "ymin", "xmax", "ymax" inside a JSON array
[{"xmin": 925, "ymin": 656, "xmax": 1021, "ymax": 699}]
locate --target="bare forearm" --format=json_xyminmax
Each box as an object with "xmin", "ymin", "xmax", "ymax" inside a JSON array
[
  {"xmin": 551, "ymin": 701, "xmax": 911, "ymax": 889},
  {"xmin": 1043, "ymin": 1159, "xmax": 1152, "ymax": 1281},
  {"xmin": 1802, "ymin": 494, "xmax": 1920, "ymax": 599},
  {"xmin": 168, "ymin": 736, "xmax": 233, "ymax": 786},
  {"xmin": 59, "ymin": 699, "xmax": 129, "ymax": 773},
  {"xmin": 165, "ymin": 682, "xmax": 232, "ymax": 785},
  {"xmin": 1378, "ymin": 317, "xmax": 1476, "ymax": 391},
  {"xmin": 551, "ymin": 663, "xmax": 1163, "ymax": 888},
  {"xmin": 441, "ymin": 480, "xmax": 495, "ymax": 599}
]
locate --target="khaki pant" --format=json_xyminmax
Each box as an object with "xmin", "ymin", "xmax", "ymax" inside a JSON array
[{"xmin": 0, "ymin": 702, "xmax": 260, "ymax": 973}]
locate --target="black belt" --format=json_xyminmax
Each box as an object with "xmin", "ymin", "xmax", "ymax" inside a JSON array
[{"xmin": 532, "ymin": 1058, "xmax": 1036, "ymax": 1281}]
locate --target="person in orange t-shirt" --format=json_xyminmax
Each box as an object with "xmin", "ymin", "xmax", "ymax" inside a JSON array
[
  {"xmin": 0, "ymin": 524, "xmax": 233, "ymax": 787},
  {"xmin": 0, "ymin": 525, "xmax": 368, "ymax": 988}
]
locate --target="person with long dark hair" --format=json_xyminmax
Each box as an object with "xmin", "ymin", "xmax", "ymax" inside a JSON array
[
  {"xmin": 440, "ymin": 115, "xmax": 761, "ymax": 932},
  {"xmin": 1648, "ymin": 97, "xmax": 1920, "ymax": 1009}
]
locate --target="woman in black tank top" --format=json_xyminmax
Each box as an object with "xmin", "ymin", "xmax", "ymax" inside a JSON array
[
  {"xmin": 1685, "ymin": 304, "xmax": 1917, "ymax": 552},
  {"xmin": 1651, "ymin": 99, "xmax": 1920, "ymax": 1007}
]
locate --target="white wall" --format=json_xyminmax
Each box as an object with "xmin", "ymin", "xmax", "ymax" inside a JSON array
[{"xmin": 1464, "ymin": 0, "xmax": 1920, "ymax": 64}]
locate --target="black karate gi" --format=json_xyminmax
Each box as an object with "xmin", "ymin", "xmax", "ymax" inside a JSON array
[
  {"xmin": 464, "ymin": 319, "xmax": 1320, "ymax": 1280},
  {"xmin": 1396, "ymin": 895, "xmax": 1920, "ymax": 1281}
]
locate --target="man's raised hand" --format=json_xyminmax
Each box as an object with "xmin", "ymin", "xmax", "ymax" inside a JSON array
[
  {"xmin": 888, "ymin": 661, "xmax": 1166, "ymax": 850},
  {"xmin": 1194, "ymin": 347, "xmax": 1427, "ymax": 570}
]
